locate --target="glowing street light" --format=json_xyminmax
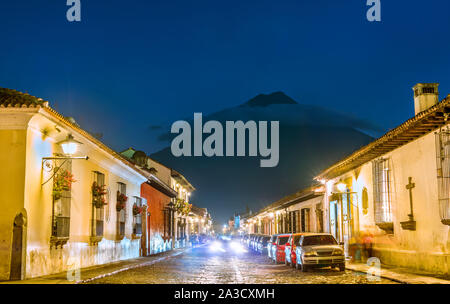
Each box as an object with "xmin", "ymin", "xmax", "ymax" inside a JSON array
[{"xmin": 57, "ymin": 134, "xmax": 82, "ymax": 156}]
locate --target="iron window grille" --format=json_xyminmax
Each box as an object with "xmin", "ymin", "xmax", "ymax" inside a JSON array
[
  {"xmin": 51, "ymin": 159, "xmax": 72, "ymax": 243},
  {"xmin": 301, "ymin": 208, "xmax": 310, "ymax": 232},
  {"xmin": 92, "ymin": 171, "xmax": 105, "ymax": 238},
  {"xmin": 315, "ymin": 203, "xmax": 324, "ymax": 232},
  {"xmin": 372, "ymin": 158, "xmax": 394, "ymax": 232},
  {"xmin": 116, "ymin": 182, "xmax": 127, "ymax": 238},
  {"xmin": 435, "ymin": 129, "xmax": 450, "ymax": 225},
  {"xmin": 133, "ymin": 196, "xmax": 143, "ymax": 235}
]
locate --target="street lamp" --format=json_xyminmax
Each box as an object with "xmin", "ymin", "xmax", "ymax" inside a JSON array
[
  {"xmin": 41, "ymin": 133, "xmax": 88, "ymax": 186},
  {"xmin": 57, "ymin": 134, "xmax": 83, "ymax": 156}
]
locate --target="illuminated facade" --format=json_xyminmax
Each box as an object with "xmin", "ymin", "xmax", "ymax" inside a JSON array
[
  {"xmin": 245, "ymin": 187, "xmax": 325, "ymax": 235},
  {"xmin": 0, "ymin": 88, "xmax": 147, "ymax": 280},
  {"xmin": 316, "ymin": 84, "xmax": 450, "ymax": 274}
]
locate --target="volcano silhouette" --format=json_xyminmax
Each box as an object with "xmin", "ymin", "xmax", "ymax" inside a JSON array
[{"xmin": 150, "ymin": 92, "xmax": 381, "ymax": 223}]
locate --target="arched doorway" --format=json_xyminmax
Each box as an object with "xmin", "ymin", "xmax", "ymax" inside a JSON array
[{"xmin": 10, "ymin": 213, "xmax": 25, "ymax": 280}]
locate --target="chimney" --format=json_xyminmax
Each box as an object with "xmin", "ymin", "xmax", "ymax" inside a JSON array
[{"xmin": 413, "ymin": 83, "xmax": 439, "ymax": 115}]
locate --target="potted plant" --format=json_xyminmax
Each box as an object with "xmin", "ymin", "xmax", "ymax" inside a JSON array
[
  {"xmin": 53, "ymin": 169, "xmax": 76, "ymax": 201},
  {"xmin": 174, "ymin": 198, "xmax": 192, "ymax": 216},
  {"xmin": 116, "ymin": 191, "xmax": 128, "ymax": 212},
  {"xmin": 133, "ymin": 203, "xmax": 143, "ymax": 216},
  {"xmin": 92, "ymin": 182, "xmax": 107, "ymax": 208}
]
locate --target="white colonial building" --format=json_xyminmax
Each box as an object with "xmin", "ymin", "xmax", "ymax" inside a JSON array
[
  {"xmin": 316, "ymin": 83, "xmax": 450, "ymax": 275},
  {"xmin": 0, "ymin": 88, "xmax": 147, "ymax": 280}
]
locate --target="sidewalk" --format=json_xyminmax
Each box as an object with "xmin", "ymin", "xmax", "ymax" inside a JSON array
[
  {"xmin": 346, "ymin": 261, "xmax": 450, "ymax": 284},
  {"xmin": 1, "ymin": 246, "xmax": 192, "ymax": 284}
]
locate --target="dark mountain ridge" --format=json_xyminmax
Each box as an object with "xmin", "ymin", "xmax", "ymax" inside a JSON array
[{"xmin": 150, "ymin": 92, "xmax": 380, "ymax": 223}]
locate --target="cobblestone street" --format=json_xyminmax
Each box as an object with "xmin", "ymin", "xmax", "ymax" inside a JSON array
[{"xmin": 88, "ymin": 242, "xmax": 397, "ymax": 284}]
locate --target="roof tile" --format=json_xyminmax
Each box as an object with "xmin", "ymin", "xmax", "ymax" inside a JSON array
[{"xmin": 0, "ymin": 87, "xmax": 49, "ymax": 108}]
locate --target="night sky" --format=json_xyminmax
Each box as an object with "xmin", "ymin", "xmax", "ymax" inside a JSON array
[{"xmin": 1, "ymin": 1, "xmax": 450, "ymax": 211}]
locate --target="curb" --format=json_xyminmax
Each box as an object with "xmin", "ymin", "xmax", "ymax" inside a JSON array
[
  {"xmin": 77, "ymin": 246, "xmax": 194, "ymax": 284},
  {"xmin": 345, "ymin": 264, "xmax": 450, "ymax": 284},
  {"xmin": 345, "ymin": 265, "xmax": 407, "ymax": 284}
]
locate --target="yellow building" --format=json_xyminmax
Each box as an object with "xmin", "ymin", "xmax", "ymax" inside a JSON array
[
  {"xmin": 0, "ymin": 88, "xmax": 147, "ymax": 280},
  {"xmin": 316, "ymin": 84, "xmax": 450, "ymax": 275}
]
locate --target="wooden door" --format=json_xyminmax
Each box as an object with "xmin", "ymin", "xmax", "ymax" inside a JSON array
[{"xmin": 10, "ymin": 214, "xmax": 24, "ymax": 280}]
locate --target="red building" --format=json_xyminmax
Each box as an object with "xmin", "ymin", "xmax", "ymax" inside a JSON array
[
  {"xmin": 141, "ymin": 175, "xmax": 177, "ymax": 255},
  {"xmin": 120, "ymin": 148, "xmax": 178, "ymax": 255}
]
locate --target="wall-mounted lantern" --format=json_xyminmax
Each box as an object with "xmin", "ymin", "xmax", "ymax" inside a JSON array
[
  {"xmin": 57, "ymin": 134, "xmax": 83, "ymax": 156},
  {"xmin": 41, "ymin": 133, "xmax": 88, "ymax": 186}
]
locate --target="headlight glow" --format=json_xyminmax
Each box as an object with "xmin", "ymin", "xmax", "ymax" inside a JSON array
[
  {"xmin": 303, "ymin": 250, "xmax": 318, "ymax": 257},
  {"xmin": 230, "ymin": 241, "xmax": 247, "ymax": 253},
  {"xmin": 209, "ymin": 241, "xmax": 226, "ymax": 252}
]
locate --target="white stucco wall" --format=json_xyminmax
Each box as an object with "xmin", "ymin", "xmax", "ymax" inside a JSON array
[
  {"xmin": 1, "ymin": 109, "xmax": 147, "ymax": 279},
  {"xmin": 327, "ymin": 130, "xmax": 450, "ymax": 274}
]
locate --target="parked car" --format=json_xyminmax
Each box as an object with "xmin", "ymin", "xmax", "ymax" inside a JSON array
[
  {"xmin": 246, "ymin": 234, "xmax": 255, "ymax": 248},
  {"xmin": 251, "ymin": 235, "xmax": 262, "ymax": 251},
  {"xmin": 267, "ymin": 234, "xmax": 279, "ymax": 259},
  {"xmin": 294, "ymin": 233, "xmax": 345, "ymax": 272},
  {"xmin": 241, "ymin": 234, "xmax": 250, "ymax": 245},
  {"xmin": 257, "ymin": 235, "xmax": 271, "ymax": 255},
  {"xmin": 271, "ymin": 234, "xmax": 291, "ymax": 264},
  {"xmin": 284, "ymin": 233, "xmax": 310, "ymax": 267},
  {"xmin": 252, "ymin": 235, "xmax": 262, "ymax": 251}
]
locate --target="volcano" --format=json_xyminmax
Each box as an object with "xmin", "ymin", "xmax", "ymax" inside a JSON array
[{"xmin": 150, "ymin": 92, "xmax": 382, "ymax": 223}]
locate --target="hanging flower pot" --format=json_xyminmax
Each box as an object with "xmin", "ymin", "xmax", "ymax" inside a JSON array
[
  {"xmin": 174, "ymin": 198, "xmax": 191, "ymax": 216},
  {"xmin": 133, "ymin": 203, "xmax": 143, "ymax": 216},
  {"xmin": 92, "ymin": 182, "xmax": 107, "ymax": 208},
  {"xmin": 116, "ymin": 191, "xmax": 128, "ymax": 212},
  {"xmin": 53, "ymin": 169, "xmax": 76, "ymax": 201}
]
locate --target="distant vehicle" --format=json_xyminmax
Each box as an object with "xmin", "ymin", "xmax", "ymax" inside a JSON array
[
  {"xmin": 294, "ymin": 233, "xmax": 345, "ymax": 272},
  {"xmin": 271, "ymin": 234, "xmax": 291, "ymax": 264},
  {"xmin": 250, "ymin": 234, "xmax": 261, "ymax": 251},
  {"xmin": 250, "ymin": 235, "xmax": 258, "ymax": 251},
  {"xmin": 241, "ymin": 234, "xmax": 249, "ymax": 245},
  {"xmin": 257, "ymin": 235, "xmax": 271, "ymax": 255},
  {"xmin": 246, "ymin": 234, "xmax": 255, "ymax": 248},
  {"xmin": 284, "ymin": 233, "xmax": 310, "ymax": 267},
  {"xmin": 253, "ymin": 235, "xmax": 264, "ymax": 252},
  {"xmin": 190, "ymin": 234, "xmax": 200, "ymax": 246}
]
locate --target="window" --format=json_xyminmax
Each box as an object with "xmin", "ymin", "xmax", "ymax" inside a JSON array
[
  {"xmin": 302, "ymin": 235, "xmax": 337, "ymax": 246},
  {"xmin": 291, "ymin": 211, "xmax": 299, "ymax": 233},
  {"xmin": 92, "ymin": 171, "xmax": 105, "ymax": 238},
  {"xmin": 286, "ymin": 212, "xmax": 292, "ymax": 233},
  {"xmin": 301, "ymin": 208, "xmax": 310, "ymax": 232},
  {"xmin": 277, "ymin": 236, "xmax": 289, "ymax": 245},
  {"xmin": 423, "ymin": 87, "xmax": 435, "ymax": 94},
  {"xmin": 277, "ymin": 214, "xmax": 282, "ymax": 233},
  {"xmin": 116, "ymin": 182, "xmax": 127, "ymax": 239},
  {"xmin": 436, "ymin": 130, "xmax": 450, "ymax": 225},
  {"xmin": 51, "ymin": 159, "xmax": 72, "ymax": 242},
  {"xmin": 362, "ymin": 187, "xmax": 369, "ymax": 215},
  {"xmin": 373, "ymin": 158, "xmax": 394, "ymax": 230},
  {"xmin": 133, "ymin": 196, "xmax": 143, "ymax": 235},
  {"xmin": 163, "ymin": 206, "xmax": 172, "ymax": 239},
  {"xmin": 315, "ymin": 203, "xmax": 324, "ymax": 233}
]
